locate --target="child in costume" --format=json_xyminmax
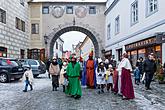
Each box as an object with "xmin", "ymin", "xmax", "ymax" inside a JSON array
[{"xmin": 105, "ymin": 65, "xmax": 113, "ymax": 92}]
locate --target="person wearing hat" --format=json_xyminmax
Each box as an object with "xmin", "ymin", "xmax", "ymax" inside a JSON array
[
  {"xmin": 65, "ymin": 55, "xmax": 82, "ymax": 99},
  {"xmin": 96, "ymin": 62, "xmax": 106, "ymax": 94},
  {"xmin": 49, "ymin": 57, "xmax": 60, "ymax": 91},
  {"xmin": 22, "ymin": 65, "xmax": 34, "ymax": 92},
  {"xmin": 81, "ymin": 51, "xmax": 97, "ymax": 89},
  {"xmin": 116, "ymin": 52, "xmax": 135, "ymax": 100}
]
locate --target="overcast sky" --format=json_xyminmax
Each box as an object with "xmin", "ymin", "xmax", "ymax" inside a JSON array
[{"xmin": 60, "ymin": 31, "xmax": 86, "ymax": 51}]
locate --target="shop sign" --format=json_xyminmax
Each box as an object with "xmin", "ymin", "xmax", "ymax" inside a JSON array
[{"xmin": 125, "ymin": 37, "xmax": 156, "ymax": 50}]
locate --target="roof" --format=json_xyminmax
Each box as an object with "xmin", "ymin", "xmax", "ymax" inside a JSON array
[{"xmin": 29, "ymin": 0, "xmax": 107, "ymax": 3}]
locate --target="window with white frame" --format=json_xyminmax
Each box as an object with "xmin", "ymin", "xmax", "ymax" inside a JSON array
[
  {"xmin": 0, "ymin": 8, "xmax": 6, "ymax": 24},
  {"xmin": 115, "ymin": 16, "xmax": 120, "ymax": 34},
  {"xmin": 131, "ymin": 1, "xmax": 138, "ymax": 25},
  {"xmin": 147, "ymin": 0, "xmax": 158, "ymax": 16},
  {"xmin": 66, "ymin": 6, "xmax": 73, "ymax": 14},
  {"xmin": 89, "ymin": 6, "xmax": 96, "ymax": 14},
  {"xmin": 42, "ymin": 7, "xmax": 49, "ymax": 14},
  {"xmin": 107, "ymin": 24, "xmax": 111, "ymax": 40},
  {"xmin": 31, "ymin": 24, "xmax": 39, "ymax": 34}
]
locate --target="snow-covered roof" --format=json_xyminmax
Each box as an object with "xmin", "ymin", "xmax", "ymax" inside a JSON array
[{"xmin": 30, "ymin": 0, "xmax": 107, "ymax": 3}]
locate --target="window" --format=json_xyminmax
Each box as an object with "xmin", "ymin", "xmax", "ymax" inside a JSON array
[
  {"xmin": 20, "ymin": 0, "xmax": 25, "ymax": 6},
  {"xmin": 16, "ymin": 17, "xmax": 25, "ymax": 32},
  {"xmin": 0, "ymin": 8, "xmax": 6, "ymax": 24},
  {"xmin": 66, "ymin": 6, "xmax": 73, "ymax": 14},
  {"xmin": 28, "ymin": 60, "xmax": 37, "ymax": 65},
  {"xmin": 21, "ymin": 20, "xmax": 25, "ymax": 32},
  {"xmin": 115, "ymin": 16, "xmax": 120, "ymax": 34},
  {"xmin": 42, "ymin": 7, "xmax": 49, "ymax": 14},
  {"xmin": 31, "ymin": 24, "xmax": 39, "ymax": 34},
  {"xmin": 20, "ymin": 49, "xmax": 25, "ymax": 59},
  {"xmin": 56, "ymin": 42, "xmax": 58, "ymax": 49},
  {"xmin": 89, "ymin": 6, "xmax": 96, "ymax": 14},
  {"xmin": 107, "ymin": 24, "xmax": 111, "ymax": 40},
  {"xmin": 147, "ymin": 0, "xmax": 158, "ymax": 16},
  {"xmin": 131, "ymin": 1, "xmax": 138, "ymax": 25}
]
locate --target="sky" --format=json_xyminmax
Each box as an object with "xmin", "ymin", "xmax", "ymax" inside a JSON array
[
  {"xmin": 32, "ymin": 0, "xmax": 107, "ymax": 2},
  {"xmin": 60, "ymin": 31, "xmax": 86, "ymax": 51}
]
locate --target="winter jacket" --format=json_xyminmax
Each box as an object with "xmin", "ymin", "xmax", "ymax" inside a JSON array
[
  {"xmin": 136, "ymin": 61, "xmax": 143, "ymax": 71},
  {"xmin": 22, "ymin": 69, "xmax": 34, "ymax": 85},
  {"xmin": 49, "ymin": 63, "xmax": 60, "ymax": 76},
  {"xmin": 142, "ymin": 59, "xmax": 156, "ymax": 73},
  {"xmin": 134, "ymin": 68, "xmax": 140, "ymax": 79}
]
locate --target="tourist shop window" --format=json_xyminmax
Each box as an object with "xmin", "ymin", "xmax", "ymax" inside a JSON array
[
  {"xmin": 0, "ymin": 8, "xmax": 6, "ymax": 24},
  {"xmin": 146, "ymin": 0, "xmax": 158, "ymax": 16},
  {"xmin": 107, "ymin": 23, "xmax": 111, "ymax": 40},
  {"xmin": 131, "ymin": 0, "xmax": 138, "ymax": 25},
  {"xmin": 115, "ymin": 16, "xmax": 120, "ymax": 34},
  {"xmin": 20, "ymin": 0, "xmax": 25, "ymax": 6},
  {"xmin": 89, "ymin": 6, "xmax": 96, "ymax": 14},
  {"xmin": 42, "ymin": 7, "xmax": 49, "ymax": 14},
  {"xmin": 66, "ymin": 6, "xmax": 73, "ymax": 14},
  {"xmin": 31, "ymin": 24, "xmax": 39, "ymax": 34}
]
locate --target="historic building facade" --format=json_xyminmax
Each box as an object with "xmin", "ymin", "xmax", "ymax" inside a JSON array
[
  {"xmin": 105, "ymin": 0, "xmax": 165, "ymax": 65},
  {"xmin": 79, "ymin": 36, "xmax": 94, "ymax": 61},
  {"xmin": 53, "ymin": 37, "xmax": 64, "ymax": 58},
  {"xmin": 0, "ymin": 0, "xmax": 29, "ymax": 58},
  {"xmin": 28, "ymin": 0, "xmax": 106, "ymax": 60}
]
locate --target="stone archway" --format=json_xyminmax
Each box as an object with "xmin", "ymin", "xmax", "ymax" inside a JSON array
[{"xmin": 48, "ymin": 26, "xmax": 100, "ymax": 58}]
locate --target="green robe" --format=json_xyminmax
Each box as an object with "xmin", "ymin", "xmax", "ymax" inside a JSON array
[{"xmin": 65, "ymin": 62, "xmax": 82, "ymax": 96}]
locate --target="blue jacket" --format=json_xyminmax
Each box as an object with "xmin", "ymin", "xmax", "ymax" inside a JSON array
[{"xmin": 134, "ymin": 68, "xmax": 140, "ymax": 79}]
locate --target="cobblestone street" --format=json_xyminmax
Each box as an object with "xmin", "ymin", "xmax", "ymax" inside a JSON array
[{"xmin": 0, "ymin": 73, "xmax": 165, "ymax": 110}]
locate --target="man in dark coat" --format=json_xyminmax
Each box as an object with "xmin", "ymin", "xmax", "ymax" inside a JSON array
[{"xmin": 143, "ymin": 54, "xmax": 157, "ymax": 90}]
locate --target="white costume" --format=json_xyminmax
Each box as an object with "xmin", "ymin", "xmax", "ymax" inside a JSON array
[
  {"xmin": 117, "ymin": 58, "xmax": 132, "ymax": 94},
  {"xmin": 96, "ymin": 67, "xmax": 106, "ymax": 85},
  {"xmin": 59, "ymin": 66, "xmax": 67, "ymax": 85},
  {"xmin": 22, "ymin": 69, "xmax": 34, "ymax": 85}
]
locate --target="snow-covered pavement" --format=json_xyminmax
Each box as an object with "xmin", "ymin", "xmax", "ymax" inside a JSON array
[{"xmin": 0, "ymin": 73, "xmax": 165, "ymax": 110}]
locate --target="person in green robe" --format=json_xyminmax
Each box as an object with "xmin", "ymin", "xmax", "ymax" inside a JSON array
[{"xmin": 65, "ymin": 55, "xmax": 82, "ymax": 99}]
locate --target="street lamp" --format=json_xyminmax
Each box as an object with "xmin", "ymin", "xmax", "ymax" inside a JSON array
[{"xmin": 44, "ymin": 34, "xmax": 49, "ymax": 60}]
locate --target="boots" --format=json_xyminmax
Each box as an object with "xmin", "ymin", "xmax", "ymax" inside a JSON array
[{"xmin": 30, "ymin": 85, "xmax": 33, "ymax": 91}]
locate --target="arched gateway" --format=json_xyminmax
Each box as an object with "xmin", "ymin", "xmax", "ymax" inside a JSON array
[
  {"xmin": 28, "ymin": 1, "xmax": 106, "ymax": 60},
  {"xmin": 48, "ymin": 26, "xmax": 100, "ymax": 58}
]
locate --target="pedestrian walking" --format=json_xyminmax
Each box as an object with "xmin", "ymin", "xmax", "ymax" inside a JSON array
[
  {"xmin": 134, "ymin": 66, "xmax": 140, "ymax": 85},
  {"xmin": 22, "ymin": 65, "xmax": 34, "ymax": 92},
  {"xmin": 46, "ymin": 58, "xmax": 51, "ymax": 79},
  {"xmin": 105, "ymin": 64, "xmax": 113, "ymax": 92},
  {"xmin": 59, "ymin": 61, "xmax": 68, "ymax": 92},
  {"xmin": 65, "ymin": 55, "xmax": 82, "ymax": 99},
  {"xmin": 96, "ymin": 62, "xmax": 106, "ymax": 94},
  {"xmin": 142, "ymin": 54, "xmax": 157, "ymax": 90},
  {"xmin": 49, "ymin": 57, "xmax": 60, "ymax": 91}
]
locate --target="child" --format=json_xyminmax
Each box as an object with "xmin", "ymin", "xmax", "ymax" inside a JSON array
[
  {"xmin": 59, "ymin": 62, "xmax": 68, "ymax": 92},
  {"xmin": 23, "ymin": 66, "xmax": 34, "ymax": 92},
  {"xmin": 134, "ymin": 66, "xmax": 140, "ymax": 85},
  {"xmin": 105, "ymin": 65, "xmax": 113, "ymax": 92},
  {"xmin": 96, "ymin": 62, "xmax": 106, "ymax": 94}
]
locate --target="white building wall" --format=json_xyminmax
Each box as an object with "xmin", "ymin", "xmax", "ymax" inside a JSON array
[
  {"xmin": 105, "ymin": 0, "xmax": 165, "ymax": 62},
  {"xmin": 0, "ymin": 0, "xmax": 29, "ymax": 58},
  {"xmin": 53, "ymin": 38, "xmax": 63, "ymax": 58},
  {"xmin": 81, "ymin": 39, "xmax": 94, "ymax": 61}
]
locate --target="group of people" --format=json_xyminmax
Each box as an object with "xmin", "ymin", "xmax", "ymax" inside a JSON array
[
  {"xmin": 134, "ymin": 53, "xmax": 165, "ymax": 90},
  {"xmin": 22, "ymin": 51, "xmax": 165, "ymax": 101}
]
